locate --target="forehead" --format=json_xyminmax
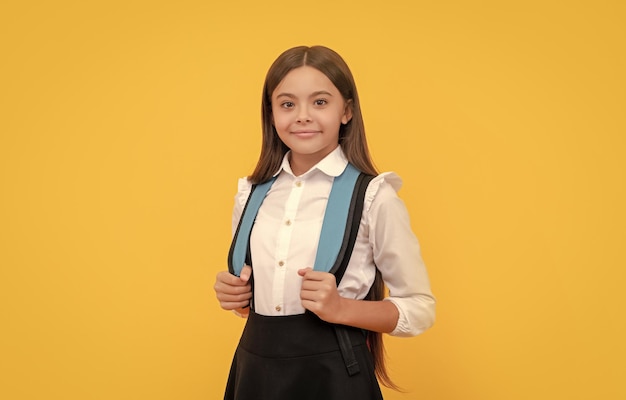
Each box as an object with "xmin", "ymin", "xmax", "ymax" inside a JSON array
[{"xmin": 272, "ymin": 66, "xmax": 339, "ymax": 97}]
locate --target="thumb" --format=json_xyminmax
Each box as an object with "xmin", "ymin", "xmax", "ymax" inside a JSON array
[
  {"xmin": 240, "ymin": 264, "xmax": 252, "ymax": 282},
  {"xmin": 298, "ymin": 267, "xmax": 312, "ymax": 277}
]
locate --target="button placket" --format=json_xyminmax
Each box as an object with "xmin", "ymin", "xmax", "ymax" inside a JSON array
[{"xmin": 272, "ymin": 176, "xmax": 304, "ymax": 316}]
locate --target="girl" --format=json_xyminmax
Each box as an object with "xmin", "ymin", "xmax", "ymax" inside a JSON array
[{"xmin": 214, "ymin": 45, "xmax": 435, "ymax": 400}]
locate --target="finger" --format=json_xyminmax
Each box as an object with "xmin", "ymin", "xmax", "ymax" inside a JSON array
[
  {"xmin": 300, "ymin": 299, "xmax": 324, "ymax": 316},
  {"xmin": 300, "ymin": 280, "xmax": 324, "ymax": 291},
  {"xmin": 300, "ymin": 285, "xmax": 332, "ymax": 301},
  {"xmin": 214, "ymin": 280, "xmax": 251, "ymax": 296},
  {"xmin": 298, "ymin": 269, "xmax": 329, "ymax": 281},
  {"xmin": 216, "ymin": 271, "xmax": 249, "ymax": 286},
  {"xmin": 300, "ymin": 299, "xmax": 315, "ymax": 312},
  {"xmin": 216, "ymin": 290, "xmax": 252, "ymax": 303},
  {"xmin": 300, "ymin": 270, "xmax": 334, "ymax": 283},
  {"xmin": 240, "ymin": 265, "xmax": 252, "ymax": 282},
  {"xmin": 219, "ymin": 300, "xmax": 251, "ymax": 310},
  {"xmin": 297, "ymin": 267, "xmax": 312, "ymax": 277},
  {"xmin": 299, "ymin": 290, "xmax": 320, "ymax": 304}
]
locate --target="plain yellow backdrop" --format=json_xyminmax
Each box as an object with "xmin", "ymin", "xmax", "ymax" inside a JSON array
[{"xmin": 1, "ymin": 1, "xmax": 624, "ymax": 399}]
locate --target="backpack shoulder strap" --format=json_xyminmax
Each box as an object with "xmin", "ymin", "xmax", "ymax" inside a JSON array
[
  {"xmin": 227, "ymin": 177, "xmax": 276, "ymax": 277},
  {"xmin": 329, "ymin": 172, "xmax": 375, "ymax": 284},
  {"xmin": 313, "ymin": 163, "xmax": 362, "ymax": 273}
]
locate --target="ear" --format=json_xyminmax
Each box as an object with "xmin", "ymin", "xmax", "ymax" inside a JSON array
[{"xmin": 341, "ymin": 99, "xmax": 353, "ymax": 125}]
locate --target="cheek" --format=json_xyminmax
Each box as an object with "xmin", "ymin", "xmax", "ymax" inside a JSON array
[
  {"xmin": 323, "ymin": 113, "xmax": 343, "ymax": 130},
  {"xmin": 272, "ymin": 119, "xmax": 289, "ymax": 140},
  {"xmin": 272, "ymin": 113, "xmax": 291, "ymax": 132},
  {"xmin": 272, "ymin": 118, "xmax": 285, "ymax": 133}
]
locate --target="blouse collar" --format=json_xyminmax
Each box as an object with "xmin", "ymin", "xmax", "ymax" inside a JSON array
[{"xmin": 275, "ymin": 146, "xmax": 349, "ymax": 178}]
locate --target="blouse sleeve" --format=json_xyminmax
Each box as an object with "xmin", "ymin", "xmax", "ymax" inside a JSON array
[
  {"xmin": 365, "ymin": 172, "xmax": 436, "ymax": 337},
  {"xmin": 232, "ymin": 177, "xmax": 253, "ymax": 237}
]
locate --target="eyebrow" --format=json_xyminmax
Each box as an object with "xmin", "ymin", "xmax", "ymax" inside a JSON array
[{"xmin": 275, "ymin": 90, "xmax": 334, "ymax": 99}]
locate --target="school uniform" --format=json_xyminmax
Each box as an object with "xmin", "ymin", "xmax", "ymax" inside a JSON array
[{"xmin": 224, "ymin": 146, "xmax": 435, "ymax": 399}]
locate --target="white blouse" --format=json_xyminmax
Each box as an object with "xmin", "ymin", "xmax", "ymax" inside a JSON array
[{"xmin": 232, "ymin": 146, "xmax": 435, "ymax": 337}]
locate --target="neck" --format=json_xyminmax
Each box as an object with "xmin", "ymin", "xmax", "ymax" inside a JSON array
[
  {"xmin": 288, "ymin": 145, "xmax": 339, "ymax": 177},
  {"xmin": 289, "ymin": 155, "xmax": 314, "ymax": 177}
]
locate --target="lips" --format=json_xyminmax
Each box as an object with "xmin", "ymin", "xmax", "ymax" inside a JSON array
[{"xmin": 291, "ymin": 130, "xmax": 320, "ymax": 138}]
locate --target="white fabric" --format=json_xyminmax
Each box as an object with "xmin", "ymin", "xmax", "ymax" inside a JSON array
[{"xmin": 231, "ymin": 146, "xmax": 435, "ymax": 337}]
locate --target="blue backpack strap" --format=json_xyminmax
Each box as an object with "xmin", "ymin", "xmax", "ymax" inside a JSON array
[
  {"xmin": 330, "ymin": 172, "xmax": 376, "ymax": 284},
  {"xmin": 228, "ymin": 177, "xmax": 276, "ymax": 277},
  {"xmin": 313, "ymin": 163, "xmax": 362, "ymax": 272}
]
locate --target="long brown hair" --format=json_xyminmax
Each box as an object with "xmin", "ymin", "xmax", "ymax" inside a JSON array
[
  {"xmin": 249, "ymin": 45, "xmax": 377, "ymax": 183},
  {"xmin": 249, "ymin": 46, "xmax": 399, "ymax": 390}
]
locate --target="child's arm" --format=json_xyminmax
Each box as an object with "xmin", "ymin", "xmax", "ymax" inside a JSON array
[
  {"xmin": 299, "ymin": 173, "xmax": 436, "ymax": 335},
  {"xmin": 366, "ymin": 175, "xmax": 436, "ymax": 336},
  {"xmin": 298, "ymin": 268, "xmax": 399, "ymax": 333}
]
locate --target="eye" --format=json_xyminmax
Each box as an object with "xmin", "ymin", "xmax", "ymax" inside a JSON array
[
  {"xmin": 281, "ymin": 101, "xmax": 295, "ymax": 109},
  {"xmin": 314, "ymin": 99, "xmax": 328, "ymax": 106}
]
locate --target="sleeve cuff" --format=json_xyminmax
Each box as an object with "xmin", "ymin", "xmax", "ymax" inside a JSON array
[{"xmin": 384, "ymin": 296, "xmax": 436, "ymax": 337}]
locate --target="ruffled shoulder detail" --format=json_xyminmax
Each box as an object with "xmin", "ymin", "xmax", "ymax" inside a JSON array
[
  {"xmin": 364, "ymin": 172, "xmax": 403, "ymax": 212},
  {"xmin": 235, "ymin": 177, "xmax": 253, "ymax": 209}
]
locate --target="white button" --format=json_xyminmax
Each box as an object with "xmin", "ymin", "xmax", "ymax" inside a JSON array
[
  {"xmin": 285, "ymin": 219, "xmax": 292, "ymax": 226},
  {"xmin": 295, "ymin": 181, "xmax": 302, "ymax": 187}
]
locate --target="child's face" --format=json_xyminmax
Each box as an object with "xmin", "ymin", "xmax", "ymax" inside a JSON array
[{"xmin": 271, "ymin": 66, "xmax": 352, "ymax": 167}]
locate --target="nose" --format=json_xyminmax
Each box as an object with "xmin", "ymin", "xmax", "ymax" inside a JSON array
[{"xmin": 296, "ymin": 105, "xmax": 312, "ymax": 123}]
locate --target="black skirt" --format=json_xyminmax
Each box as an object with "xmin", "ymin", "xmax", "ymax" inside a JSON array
[{"xmin": 224, "ymin": 311, "xmax": 384, "ymax": 400}]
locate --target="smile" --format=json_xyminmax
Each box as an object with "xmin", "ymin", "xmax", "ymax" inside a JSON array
[{"xmin": 291, "ymin": 130, "xmax": 321, "ymax": 137}]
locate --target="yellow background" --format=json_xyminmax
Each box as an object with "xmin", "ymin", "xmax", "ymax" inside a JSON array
[{"xmin": 1, "ymin": 1, "xmax": 624, "ymax": 399}]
